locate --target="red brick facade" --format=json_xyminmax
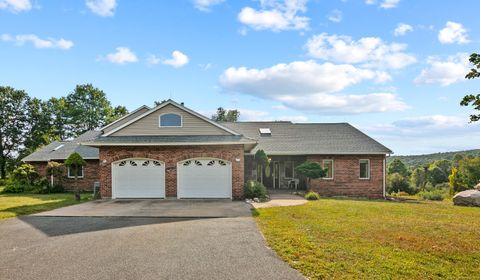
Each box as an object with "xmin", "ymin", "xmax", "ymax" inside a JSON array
[
  {"xmin": 307, "ymin": 155, "xmax": 386, "ymax": 198},
  {"xmin": 29, "ymin": 160, "xmax": 100, "ymax": 192},
  {"xmin": 98, "ymin": 145, "xmax": 245, "ymax": 199}
]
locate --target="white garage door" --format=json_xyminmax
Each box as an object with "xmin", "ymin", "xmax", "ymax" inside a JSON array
[
  {"xmin": 177, "ymin": 158, "xmax": 232, "ymax": 199},
  {"xmin": 112, "ymin": 159, "xmax": 165, "ymax": 198}
]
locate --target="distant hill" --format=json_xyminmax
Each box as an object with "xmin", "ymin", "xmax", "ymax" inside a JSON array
[{"xmin": 388, "ymin": 149, "xmax": 480, "ymax": 168}]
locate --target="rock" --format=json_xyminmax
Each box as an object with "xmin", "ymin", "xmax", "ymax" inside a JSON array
[
  {"xmin": 475, "ymin": 183, "xmax": 480, "ymax": 191},
  {"xmin": 453, "ymin": 189, "xmax": 480, "ymax": 207},
  {"xmin": 253, "ymin": 198, "xmax": 260, "ymax": 203},
  {"xmin": 245, "ymin": 199, "xmax": 252, "ymax": 204}
]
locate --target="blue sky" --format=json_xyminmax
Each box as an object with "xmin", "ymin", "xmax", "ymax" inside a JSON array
[{"xmin": 1, "ymin": 0, "xmax": 479, "ymax": 155}]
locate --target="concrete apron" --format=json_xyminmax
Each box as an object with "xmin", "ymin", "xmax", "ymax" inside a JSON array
[{"xmin": 33, "ymin": 199, "xmax": 253, "ymax": 218}]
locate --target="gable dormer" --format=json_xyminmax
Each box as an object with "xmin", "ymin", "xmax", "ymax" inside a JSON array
[{"xmin": 104, "ymin": 100, "xmax": 238, "ymax": 137}]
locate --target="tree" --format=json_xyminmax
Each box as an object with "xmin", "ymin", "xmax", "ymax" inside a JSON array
[
  {"xmin": 65, "ymin": 84, "xmax": 124, "ymax": 137},
  {"xmin": 387, "ymin": 173, "xmax": 411, "ymax": 194},
  {"xmin": 458, "ymin": 157, "xmax": 480, "ymax": 188},
  {"xmin": 46, "ymin": 161, "xmax": 65, "ymax": 188},
  {"xmin": 427, "ymin": 166, "xmax": 449, "ymax": 186},
  {"xmin": 461, "ymin": 53, "xmax": 480, "ymax": 122},
  {"xmin": 448, "ymin": 167, "xmax": 464, "ymax": 195},
  {"xmin": 65, "ymin": 152, "xmax": 86, "ymax": 200},
  {"xmin": 107, "ymin": 105, "xmax": 129, "ymax": 124},
  {"xmin": 211, "ymin": 107, "xmax": 240, "ymax": 122},
  {"xmin": 295, "ymin": 161, "xmax": 327, "ymax": 189},
  {"xmin": 387, "ymin": 159, "xmax": 409, "ymax": 177},
  {"xmin": 0, "ymin": 86, "xmax": 31, "ymax": 179},
  {"xmin": 410, "ymin": 167, "xmax": 427, "ymax": 191},
  {"xmin": 47, "ymin": 97, "xmax": 70, "ymax": 140}
]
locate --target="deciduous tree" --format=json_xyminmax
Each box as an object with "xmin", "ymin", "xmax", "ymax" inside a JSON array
[{"xmin": 462, "ymin": 53, "xmax": 480, "ymax": 122}]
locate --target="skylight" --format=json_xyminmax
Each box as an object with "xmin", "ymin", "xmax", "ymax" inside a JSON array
[
  {"xmin": 259, "ymin": 128, "xmax": 271, "ymax": 136},
  {"xmin": 53, "ymin": 144, "xmax": 64, "ymax": 151}
]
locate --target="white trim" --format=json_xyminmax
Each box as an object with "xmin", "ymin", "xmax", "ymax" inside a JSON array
[
  {"xmin": 100, "ymin": 105, "xmax": 150, "ymax": 131},
  {"xmin": 359, "ymin": 159, "xmax": 370, "ymax": 180},
  {"xmin": 159, "ymin": 113, "xmax": 183, "ymax": 128},
  {"xmin": 102, "ymin": 100, "xmax": 240, "ymax": 136},
  {"xmin": 250, "ymin": 152, "xmax": 392, "ymax": 156},
  {"xmin": 322, "ymin": 159, "xmax": 334, "ymax": 180},
  {"xmin": 82, "ymin": 141, "xmax": 256, "ymax": 146},
  {"xmin": 383, "ymin": 157, "xmax": 386, "ymax": 198},
  {"xmin": 67, "ymin": 166, "xmax": 84, "ymax": 178}
]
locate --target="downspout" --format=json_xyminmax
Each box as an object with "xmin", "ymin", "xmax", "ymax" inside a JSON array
[{"xmin": 383, "ymin": 154, "xmax": 389, "ymax": 199}]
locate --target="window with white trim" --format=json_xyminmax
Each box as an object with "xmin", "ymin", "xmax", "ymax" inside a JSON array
[
  {"xmin": 323, "ymin": 159, "xmax": 334, "ymax": 179},
  {"xmin": 68, "ymin": 166, "xmax": 84, "ymax": 178},
  {"xmin": 159, "ymin": 113, "xmax": 182, "ymax": 127},
  {"xmin": 359, "ymin": 159, "xmax": 370, "ymax": 179}
]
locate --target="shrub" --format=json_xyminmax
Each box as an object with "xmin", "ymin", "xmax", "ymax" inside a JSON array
[
  {"xmin": 12, "ymin": 164, "xmax": 39, "ymax": 187},
  {"xmin": 245, "ymin": 180, "xmax": 267, "ymax": 199},
  {"xmin": 2, "ymin": 182, "xmax": 24, "ymax": 193},
  {"xmin": 387, "ymin": 173, "xmax": 413, "ymax": 194},
  {"xmin": 305, "ymin": 191, "xmax": 320, "ymax": 200},
  {"xmin": 417, "ymin": 190, "xmax": 446, "ymax": 201}
]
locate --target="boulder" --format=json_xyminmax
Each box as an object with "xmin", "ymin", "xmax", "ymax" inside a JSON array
[
  {"xmin": 475, "ymin": 183, "xmax": 480, "ymax": 191},
  {"xmin": 453, "ymin": 189, "xmax": 480, "ymax": 207}
]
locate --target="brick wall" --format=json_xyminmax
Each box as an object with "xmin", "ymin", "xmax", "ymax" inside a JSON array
[
  {"xmin": 307, "ymin": 155, "xmax": 385, "ymax": 198},
  {"xmin": 29, "ymin": 160, "xmax": 100, "ymax": 192},
  {"xmin": 98, "ymin": 145, "xmax": 245, "ymax": 199}
]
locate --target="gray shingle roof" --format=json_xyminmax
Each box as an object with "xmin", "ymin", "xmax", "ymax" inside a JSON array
[
  {"xmin": 22, "ymin": 131, "xmax": 101, "ymax": 162},
  {"xmin": 83, "ymin": 135, "xmax": 256, "ymax": 146},
  {"xmin": 221, "ymin": 122, "xmax": 392, "ymax": 155}
]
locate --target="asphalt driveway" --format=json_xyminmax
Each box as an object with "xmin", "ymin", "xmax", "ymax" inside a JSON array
[{"xmin": 0, "ymin": 200, "xmax": 304, "ymax": 280}]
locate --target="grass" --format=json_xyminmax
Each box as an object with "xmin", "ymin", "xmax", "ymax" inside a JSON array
[
  {"xmin": 0, "ymin": 192, "xmax": 92, "ymax": 220},
  {"xmin": 254, "ymin": 198, "xmax": 480, "ymax": 279}
]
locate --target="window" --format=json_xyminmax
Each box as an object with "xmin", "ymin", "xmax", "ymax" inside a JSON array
[
  {"xmin": 323, "ymin": 159, "xmax": 334, "ymax": 179},
  {"xmin": 159, "ymin": 113, "xmax": 182, "ymax": 127},
  {"xmin": 284, "ymin": 161, "xmax": 294, "ymax": 178},
  {"xmin": 68, "ymin": 166, "xmax": 84, "ymax": 178},
  {"xmin": 359, "ymin": 159, "xmax": 370, "ymax": 179}
]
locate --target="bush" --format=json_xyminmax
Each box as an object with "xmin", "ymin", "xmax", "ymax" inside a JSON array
[
  {"xmin": 305, "ymin": 191, "xmax": 320, "ymax": 200},
  {"xmin": 417, "ymin": 190, "xmax": 446, "ymax": 201},
  {"xmin": 2, "ymin": 182, "xmax": 25, "ymax": 193},
  {"xmin": 12, "ymin": 164, "xmax": 39, "ymax": 186},
  {"xmin": 245, "ymin": 180, "xmax": 267, "ymax": 199}
]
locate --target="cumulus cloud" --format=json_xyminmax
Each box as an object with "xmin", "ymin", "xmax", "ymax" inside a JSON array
[
  {"xmin": 414, "ymin": 53, "xmax": 469, "ymax": 86},
  {"xmin": 438, "ymin": 21, "xmax": 469, "ymax": 44},
  {"xmin": 327, "ymin": 9, "xmax": 342, "ymax": 23},
  {"xmin": 0, "ymin": 0, "xmax": 31, "ymax": 13},
  {"xmin": 237, "ymin": 109, "xmax": 308, "ymax": 122},
  {"xmin": 238, "ymin": 0, "xmax": 309, "ymax": 31},
  {"xmin": 305, "ymin": 33, "xmax": 416, "ymax": 70},
  {"xmin": 365, "ymin": 0, "xmax": 400, "ymax": 9},
  {"xmin": 394, "ymin": 23, "xmax": 413, "ymax": 36},
  {"xmin": 162, "ymin": 50, "xmax": 189, "ymax": 68},
  {"xmin": 86, "ymin": 0, "xmax": 117, "ymax": 17},
  {"xmin": 219, "ymin": 60, "xmax": 408, "ymax": 114},
  {"xmin": 1, "ymin": 33, "xmax": 74, "ymax": 50},
  {"xmin": 105, "ymin": 47, "xmax": 138, "ymax": 64},
  {"xmin": 193, "ymin": 0, "xmax": 224, "ymax": 11}
]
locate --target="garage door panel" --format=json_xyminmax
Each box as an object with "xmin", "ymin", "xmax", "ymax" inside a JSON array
[
  {"xmin": 178, "ymin": 159, "xmax": 231, "ymax": 198},
  {"xmin": 112, "ymin": 159, "xmax": 165, "ymax": 198}
]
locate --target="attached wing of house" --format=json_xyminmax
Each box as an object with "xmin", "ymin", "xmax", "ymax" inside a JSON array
[{"xmin": 24, "ymin": 99, "xmax": 392, "ymax": 199}]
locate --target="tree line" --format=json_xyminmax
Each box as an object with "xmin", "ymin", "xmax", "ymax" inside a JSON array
[{"xmin": 0, "ymin": 84, "xmax": 128, "ymax": 179}]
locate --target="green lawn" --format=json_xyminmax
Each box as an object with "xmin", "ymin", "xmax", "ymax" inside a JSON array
[
  {"xmin": 255, "ymin": 199, "xmax": 480, "ymax": 280},
  {"xmin": 0, "ymin": 192, "xmax": 92, "ymax": 220}
]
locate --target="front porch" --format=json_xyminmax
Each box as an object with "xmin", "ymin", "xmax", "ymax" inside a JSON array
[{"xmin": 244, "ymin": 155, "xmax": 307, "ymax": 191}]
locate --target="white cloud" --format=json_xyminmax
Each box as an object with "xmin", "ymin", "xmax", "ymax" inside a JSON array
[
  {"xmin": 105, "ymin": 47, "xmax": 138, "ymax": 64},
  {"xmin": 394, "ymin": 23, "xmax": 413, "ymax": 36},
  {"xmin": 0, "ymin": 0, "xmax": 31, "ymax": 13},
  {"xmin": 219, "ymin": 60, "xmax": 408, "ymax": 114},
  {"xmin": 438, "ymin": 21, "xmax": 469, "ymax": 44},
  {"xmin": 86, "ymin": 0, "xmax": 117, "ymax": 17},
  {"xmin": 199, "ymin": 63, "xmax": 213, "ymax": 70},
  {"xmin": 364, "ymin": 0, "xmax": 400, "ymax": 9},
  {"xmin": 237, "ymin": 108, "xmax": 308, "ymax": 122},
  {"xmin": 146, "ymin": 54, "xmax": 161, "ymax": 65},
  {"xmin": 327, "ymin": 9, "xmax": 342, "ymax": 23},
  {"xmin": 1, "ymin": 33, "xmax": 74, "ymax": 50},
  {"xmin": 162, "ymin": 50, "xmax": 189, "ymax": 68},
  {"xmin": 238, "ymin": 0, "xmax": 309, "ymax": 32},
  {"xmin": 193, "ymin": 0, "xmax": 224, "ymax": 12},
  {"xmin": 414, "ymin": 53, "xmax": 469, "ymax": 86},
  {"xmin": 305, "ymin": 33, "xmax": 416, "ymax": 69},
  {"xmin": 380, "ymin": 0, "xmax": 400, "ymax": 9}
]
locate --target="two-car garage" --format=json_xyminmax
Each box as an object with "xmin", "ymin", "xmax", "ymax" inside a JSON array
[{"xmin": 111, "ymin": 158, "xmax": 232, "ymax": 199}]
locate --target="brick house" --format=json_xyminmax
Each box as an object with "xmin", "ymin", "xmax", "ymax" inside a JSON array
[{"xmin": 23, "ymin": 100, "xmax": 392, "ymax": 199}]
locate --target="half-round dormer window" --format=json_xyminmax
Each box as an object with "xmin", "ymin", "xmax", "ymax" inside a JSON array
[{"xmin": 159, "ymin": 113, "xmax": 182, "ymax": 127}]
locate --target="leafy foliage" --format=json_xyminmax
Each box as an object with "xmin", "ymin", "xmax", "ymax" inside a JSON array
[
  {"xmin": 417, "ymin": 189, "xmax": 446, "ymax": 201},
  {"xmin": 304, "ymin": 191, "xmax": 320, "ymax": 200},
  {"xmin": 65, "ymin": 152, "xmax": 87, "ymax": 200},
  {"xmin": 295, "ymin": 161, "xmax": 327, "ymax": 188},
  {"xmin": 462, "ymin": 53, "xmax": 480, "ymax": 122},
  {"xmin": 211, "ymin": 107, "xmax": 240, "ymax": 122},
  {"xmin": 387, "ymin": 173, "xmax": 412, "ymax": 194},
  {"xmin": 387, "ymin": 159, "xmax": 409, "ymax": 177},
  {"xmin": 244, "ymin": 180, "xmax": 267, "ymax": 199},
  {"xmin": 12, "ymin": 164, "xmax": 39, "ymax": 187},
  {"xmin": 388, "ymin": 150, "xmax": 480, "ymax": 169}
]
